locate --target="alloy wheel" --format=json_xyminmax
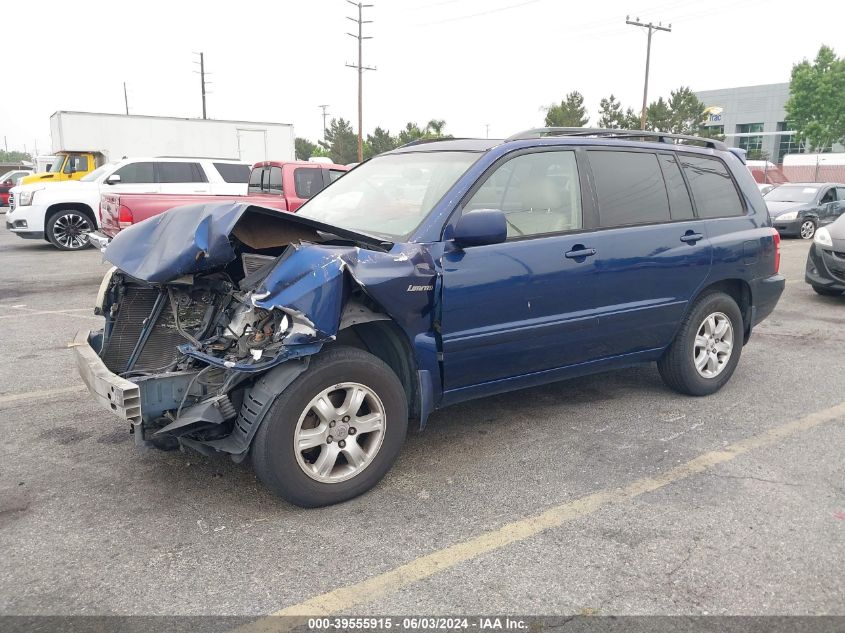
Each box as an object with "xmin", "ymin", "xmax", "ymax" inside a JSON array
[
  {"xmin": 293, "ymin": 382, "xmax": 386, "ymax": 483},
  {"xmin": 693, "ymin": 312, "xmax": 734, "ymax": 379},
  {"xmin": 53, "ymin": 213, "xmax": 92, "ymax": 249},
  {"xmin": 800, "ymin": 220, "xmax": 816, "ymax": 240}
]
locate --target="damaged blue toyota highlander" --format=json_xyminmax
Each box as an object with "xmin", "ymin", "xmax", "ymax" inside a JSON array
[{"xmin": 74, "ymin": 129, "xmax": 784, "ymax": 507}]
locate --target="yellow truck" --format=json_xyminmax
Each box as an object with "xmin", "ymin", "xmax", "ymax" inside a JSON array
[{"xmin": 20, "ymin": 151, "xmax": 100, "ymax": 184}]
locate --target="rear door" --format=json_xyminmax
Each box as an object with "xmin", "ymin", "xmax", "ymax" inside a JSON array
[
  {"xmin": 581, "ymin": 149, "xmax": 712, "ymax": 358},
  {"xmin": 156, "ymin": 161, "xmax": 211, "ymax": 194}
]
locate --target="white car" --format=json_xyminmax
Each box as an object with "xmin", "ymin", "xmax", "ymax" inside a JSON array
[{"xmin": 6, "ymin": 157, "xmax": 250, "ymax": 250}]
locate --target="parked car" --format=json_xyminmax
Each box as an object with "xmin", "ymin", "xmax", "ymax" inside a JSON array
[
  {"xmin": 6, "ymin": 157, "xmax": 251, "ymax": 250},
  {"xmin": 74, "ymin": 129, "xmax": 783, "ymax": 507},
  {"xmin": 93, "ymin": 161, "xmax": 348, "ymax": 247},
  {"xmin": 805, "ymin": 214, "xmax": 845, "ymax": 296},
  {"xmin": 0, "ymin": 169, "xmax": 33, "ymax": 208},
  {"xmin": 765, "ymin": 182, "xmax": 845, "ymax": 239}
]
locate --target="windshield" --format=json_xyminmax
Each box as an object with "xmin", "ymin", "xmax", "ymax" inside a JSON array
[
  {"xmin": 0, "ymin": 170, "xmax": 16, "ymax": 182},
  {"xmin": 765, "ymin": 185, "xmax": 819, "ymax": 203},
  {"xmin": 298, "ymin": 151, "xmax": 481, "ymax": 240},
  {"xmin": 48, "ymin": 157, "xmax": 65, "ymax": 173},
  {"xmin": 81, "ymin": 164, "xmax": 113, "ymax": 182}
]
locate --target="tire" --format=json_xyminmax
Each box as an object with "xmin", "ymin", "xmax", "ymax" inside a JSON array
[
  {"xmin": 658, "ymin": 292, "xmax": 743, "ymax": 397},
  {"xmin": 251, "ymin": 345, "xmax": 408, "ymax": 507},
  {"xmin": 812, "ymin": 285, "xmax": 842, "ymax": 297},
  {"xmin": 799, "ymin": 219, "xmax": 816, "ymax": 240},
  {"xmin": 46, "ymin": 209, "xmax": 94, "ymax": 250}
]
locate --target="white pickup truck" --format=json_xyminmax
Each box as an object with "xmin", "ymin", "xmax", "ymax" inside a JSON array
[{"xmin": 6, "ymin": 157, "xmax": 250, "ymax": 250}]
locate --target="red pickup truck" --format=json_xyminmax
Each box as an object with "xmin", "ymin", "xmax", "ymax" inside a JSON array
[{"xmin": 97, "ymin": 161, "xmax": 348, "ymax": 240}]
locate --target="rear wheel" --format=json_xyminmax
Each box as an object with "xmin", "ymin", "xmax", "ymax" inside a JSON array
[
  {"xmin": 251, "ymin": 346, "xmax": 408, "ymax": 507},
  {"xmin": 46, "ymin": 209, "xmax": 93, "ymax": 250},
  {"xmin": 799, "ymin": 219, "xmax": 816, "ymax": 240},
  {"xmin": 812, "ymin": 285, "xmax": 842, "ymax": 296},
  {"xmin": 658, "ymin": 292, "xmax": 743, "ymax": 396}
]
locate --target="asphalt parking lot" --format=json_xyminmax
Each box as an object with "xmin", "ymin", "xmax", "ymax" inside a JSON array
[{"xmin": 0, "ymin": 225, "xmax": 843, "ymax": 619}]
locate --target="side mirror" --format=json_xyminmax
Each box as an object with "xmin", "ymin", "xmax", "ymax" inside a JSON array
[
  {"xmin": 453, "ymin": 209, "xmax": 507, "ymax": 248},
  {"xmin": 105, "ymin": 174, "xmax": 121, "ymax": 185},
  {"xmin": 2, "ymin": 180, "xmax": 11, "ymax": 187}
]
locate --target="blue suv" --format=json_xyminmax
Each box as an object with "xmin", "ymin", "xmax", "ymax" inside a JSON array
[{"xmin": 74, "ymin": 128, "xmax": 784, "ymax": 507}]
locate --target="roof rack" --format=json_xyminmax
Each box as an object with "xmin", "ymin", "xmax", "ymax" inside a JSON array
[
  {"xmin": 505, "ymin": 127, "xmax": 727, "ymax": 150},
  {"xmin": 395, "ymin": 137, "xmax": 475, "ymax": 149}
]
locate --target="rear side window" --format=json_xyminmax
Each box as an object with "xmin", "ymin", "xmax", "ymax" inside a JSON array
[
  {"xmin": 214, "ymin": 163, "xmax": 250, "ymax": 183},
  {"xmin": 158, "ymin": 162, "xmax": 206, "ymax": 183},
  {"xmin": 679, "ymin": 155, "xmax": 744, "ymax": 218},
  {"xmin": 293, "ymin": 168, "xmax": 324, "ymax": 199},
  {"xmin": 588, "ymin": 150, "xmax": 670, "ymax": 227},
  {"xmin": 113, "ymin": 161, "xmax": 156, "ymax": 184},
  {"xmin": 328, "ymin": 169, "xmax": 346, "ymax": 183},
  {"xmin": 248, "ymin": 167, "xmax": 265, "ymax": 193},
  {"xmin": 269, "ymin": 167, "xmax": 283, "ymax": 193},
  {"xmin": 657, "ymin": 154, "xmax": 694, "ymax": 220}
]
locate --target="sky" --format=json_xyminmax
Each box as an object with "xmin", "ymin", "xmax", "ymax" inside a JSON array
[{"xmin": 2, "ymin": 0, "xmax": 842, "ymax": 155}]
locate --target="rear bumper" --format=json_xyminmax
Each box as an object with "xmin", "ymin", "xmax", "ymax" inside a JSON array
[
  {"xmin": 72, "ymin": 329, "xmax": 141, "ymax": 425},
  {"xmin": 88, "ymin": 231, "xmax": 112, "ymax": 252},
  {"xmin": 751, "ymin": 273, "xmax": 786, "ymax": 326}
]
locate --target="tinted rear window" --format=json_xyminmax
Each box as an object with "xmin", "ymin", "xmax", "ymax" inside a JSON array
[
  {"xmin": 588, "ymin": 150, "xmax": 670, "ymax": 227},
  {"xmin": 293, "ymin": 168, "xmax": 324, "ymax": 199},
  {"xmin": 679, "ymin": 155, "xmax": 744, "ymax": 218},
  {"xmin": 269, "ymin": 167, "xmax": 283, "ymax": 193},
  {"xmin": 158, "ymin": 162, "xmax": 206, "ymax": 183},
  {"xmin": 214, "ymin": 163, "xmax": 250, "ymax": 183}
]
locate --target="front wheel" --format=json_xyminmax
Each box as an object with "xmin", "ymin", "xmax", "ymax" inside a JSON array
[
  {"xmin": 46, "ymin": 209, "xmax": 93, "ymax": 250},
  {"xmin": 658, "ymin": 292, "xmax": 743, "ymax": 396},
  {"xmin": 251, "ymin": 346, "xmax": 408, "ymax": 507},
  {"xmin": 799, "ymin": 219, "xmax": 816, "ymax": 240}
]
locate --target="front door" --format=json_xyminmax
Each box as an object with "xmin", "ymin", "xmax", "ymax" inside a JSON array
[{"xmin": 440, "ymin": 149, "xmax": 601, "ymax": 393}]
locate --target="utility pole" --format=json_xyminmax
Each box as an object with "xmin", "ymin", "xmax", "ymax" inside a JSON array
[
  {"xmin": 346, "ymin": 1, "xmax": 375, "ymax": 162},
  {"xmin": 123, "ymin": 82, "xmax": 129, "ymax": 115},
  {"xmin": 626, "ymin": 16, "xmax": 671, "ymax": 130},
  {"xmin": 484, "ymin": 123, "xmax": 490, "ymax": 138},
  {"xmin": 193, "ymin": 52, "xmax": 208, "ymax": 119},
  {"xmin": 318, "ymin": 104, "xmax": 331, "ymax": 139}
]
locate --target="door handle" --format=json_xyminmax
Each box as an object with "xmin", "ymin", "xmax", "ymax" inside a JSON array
[
  {"xmin": 564, "ymin": 247, "xmax": 597, "ymax": 259},
  {"xmin": 680, "ymin": 232, "xmax": 703, "ymax": 244}
]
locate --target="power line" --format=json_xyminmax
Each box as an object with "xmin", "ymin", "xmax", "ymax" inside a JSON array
[
  {"xmin": 346, "ymin": 1, "xmax": 376, "ymax": 163},
  {"xmin": 626, "ymin": 16, "xmax": 671, "ymax": 130},
  {"xmin": 417, "ymin": 0, "xmax": 540, "ymax": 26}
]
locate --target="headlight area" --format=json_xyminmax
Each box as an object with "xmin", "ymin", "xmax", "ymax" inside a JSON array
[
  {"xmin": 814, "ymin": 227, "xmax": 833, "ymax": 248},
  {"xmin": 776, "ymin": 211, "xmax": 799, "ymax": 222},
  {"xmin": 18, "ymin": 188, "xmax": 41, "ymax": 206}
]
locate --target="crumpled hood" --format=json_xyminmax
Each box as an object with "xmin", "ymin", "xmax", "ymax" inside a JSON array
[
  {"xmin": 103, "ymin": 201, "xmax": 391, "ymax": 283},
  {"xmin": 767, "ymin": 201, "xmax": 808, "ymax": 216}
]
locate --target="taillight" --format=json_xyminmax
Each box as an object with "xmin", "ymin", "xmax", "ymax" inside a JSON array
[
  {"xmin": 772, "ymin": 228, "xmax": 781, "ymax": 274},
  {"xmin": 117, "ymin": 205, "xmax": 134, "ymax": 228}
]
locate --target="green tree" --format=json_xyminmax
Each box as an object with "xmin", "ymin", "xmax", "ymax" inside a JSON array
[
  {"xmin": 295, "ymin": 137, "xmax": 317, "ymax": 161},
  {"xmin": 544, "ymin": 91, "xmax": 589, "ymax": 127},
  {"xmin": 366, "ymin": 127, "xmax": 397, "ymax": 156},
  {"xmin": 666, "ymin": 86, "xmax": 707, "ymax": 134},
  {"xmin": 396, "ymin": 122, "xmax": 425, "ymax": 146},
  {"xmin": 319, "ymin": 118, "xmax": 358, "ymax": 164},
  {"xmin": 785, "ymin": 45, "xmax": 845, "ymax": 152},
  {"xmin": 425, "ymin": 119, "xmax": 447, "ymax": 136},
  {"xmin": 644, "ymin": 97, "xmax": 672, "ymax": 132},
  {"xmin": 0, "ymin": 150, "xmax": 32, "ymax": 163},
  {"xmin": 597, "ymin": 94, "xmax": 625, "ymax": 129},
  {"xmin": 623, "ymin": 107, "xmax": 641, "ymax": 130}
]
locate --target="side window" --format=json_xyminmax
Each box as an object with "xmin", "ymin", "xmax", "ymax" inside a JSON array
[
  {"xmin": 293, "ymin": 168, "xmax": 324, "ymax": 199},
  {"xmin": 463, "ymin": 150, "xmax": 582, "ymax": 239},
  {"xmin": 657, "ymin": 154, "xmax": 694, "ymax": 220},
  {"xmin": 112, "ymin": 162, "xmax": 156, "ymax": 184},
  {"xmin": 328, "ymin": 169, "xmax": 346, "ymax": 183},
  {"xmin": 837, "ymin": 187, "xmax": 845, "ymax": 202},
  {"xmin": 72, "ymin": 155, "xmax": 89, "ymax": 173},
  {"xmin": 820, "ymin": 188, "xmax": 835, "ymax": 204},
  {"xmin": 588, "ymin": 150, "xmax": 670, "ymax": 227},
  {"xmin": 269, "ymin": 167, "xmax": 283, "ymax": 194},
  {"xmin": 679, "ymin": 155, "xmax": 745, "ymax": 218},
  {"xmin": 157, "ymin": 162, "xmax": 206, "ymax": 183},
  {"xmin": 213, "ymin": 163, "xmax": 250, "ymax": 183}
]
